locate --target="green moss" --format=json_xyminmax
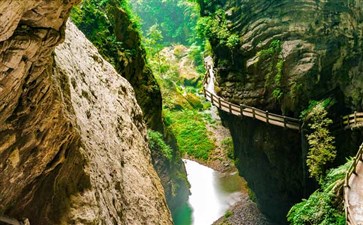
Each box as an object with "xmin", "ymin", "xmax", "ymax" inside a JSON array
[
  {"xmin": 256, "ymin": 40, "xmax": 286, "ymax": 100},
  {"xmin": 221, "ymin": 137, "xmax": 234, "ymax": 159},
  {"xmin": 148, "ymin": 130, "xmax": 173, "ymax": 160},
  {"xmin": 258, "ymin": 40, "xmax": 282, "ymax": 60},
  {"xmin": 224, "ymin": 210, "xmax": 233, "ymax": 218},
  {"xmin": 164, "ymin": 109, "xmax": 215, "ymax": 160}
]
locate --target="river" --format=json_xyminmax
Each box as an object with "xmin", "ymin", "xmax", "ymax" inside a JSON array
[{"xmin": 173, "ymin": 159, "xmax": 245, "ymax": 225}]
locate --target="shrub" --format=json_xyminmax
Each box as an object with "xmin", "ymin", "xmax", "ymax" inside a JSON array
[
  {"xmin": 287, "ymin": 160, "xmax": 351, "ymax": 225},
  {"xmin": 305, "ymin": 103, "xmax": 336, "ymax": 182},
  {"xmin": 221, "ymin": 137, "xmax": 234, "ymax": 159},
  {"xmin": 148, "ymin": 130, "xmax": 173, "ymax": 160}
]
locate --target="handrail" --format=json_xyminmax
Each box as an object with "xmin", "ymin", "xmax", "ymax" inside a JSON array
[
  {"xmin": 344, "ymin": 143, "xmax": 363, "ymax": 225},
  {"xmin": 202, "ymin": 58, "xmax": 363, "ymax": 132},
  {"xmin": 0, "ymin": 216, "xmax": 23, "ymax": 225},
  {"xmin": 202, "ymin": 60, "xmax": 301, "ymax": 131},
  {"xmin": 342, "ymin": 112, "xmax": 363, "ymax": 129}
]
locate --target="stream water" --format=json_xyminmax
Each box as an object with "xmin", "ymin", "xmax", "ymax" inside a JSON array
[{"xmin": 173, "ymin": 159, "xmax": 245, "ymax": 225}]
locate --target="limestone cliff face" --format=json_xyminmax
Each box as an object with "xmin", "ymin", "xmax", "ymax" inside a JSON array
[
  {"xmin": 0, "ymin": 1, "xmax": 172, "ymax": 224},
  {"xmin": 203, "ymin": 0, "xmax": 363, "ymax": 223},
  {"xmin": 208, "ymin": 0, "xmax": 363, "ymax": 113},
  {"xmin": 72, "ymin": 1, "xmax": 163, "ymax": 132}
]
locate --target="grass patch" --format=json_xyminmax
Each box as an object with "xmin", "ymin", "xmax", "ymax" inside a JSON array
[
  {"xmin": 224, "ymin": 210, "xmax": 233, "ymax": 218},
  {"xmin": 147, "ymin": 130, "xmax": 173, "ymax": 160},
  {"xmin": 164, "ymin": 109, "xmax": 215, "ymax": 160},
  {"xmin": 221, "ymin": 137, "xmax": 234, "ymax": 159}
]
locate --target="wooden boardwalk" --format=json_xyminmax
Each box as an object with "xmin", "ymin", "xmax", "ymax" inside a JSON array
[
  {"xmin": 203, "ymin": 58, "xmax": 363, "ymax": 132},
  {"xmin": 203, "ymin": 58, "xmax": 301, "ymax": 131},
  {"xmin": 203, "ymin": 58, "xmax": 363, "ymax": 224},
  {"xmin": 345, "ymin": 144, "xmax": 363, "ymax": 225}
]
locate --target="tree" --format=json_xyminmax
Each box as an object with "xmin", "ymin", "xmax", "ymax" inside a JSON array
[{"xmin": 306, "ymin": 103, "xmax": 336, "ymax": 183}]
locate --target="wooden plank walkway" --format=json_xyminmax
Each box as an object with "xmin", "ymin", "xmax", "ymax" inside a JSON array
[
  {"xmin": 203, "ymin": 58, "xmax": 301, "ymax": 131},
  {"xmin": 204, "ymin": 57, "xmax": 363, "ymax": 223},
  {"xmin": 203, "ymin": 58, "xmax": 363, "ymax": 132},
  {"xmin": 345, "ymin": 144, "xmax": 363, "ymax": 225}
]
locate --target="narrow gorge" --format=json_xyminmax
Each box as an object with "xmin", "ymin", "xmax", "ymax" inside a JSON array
[
  {"xmin": 0, "ymin": 1, "xmax": 172, "ymax": 224},
  {"xmin": 1, "ymin": 0, "xmax": 363, "ymax": 225}
]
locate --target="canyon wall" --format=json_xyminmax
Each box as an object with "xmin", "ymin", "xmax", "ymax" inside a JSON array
[
  {"xmin": 0, "ymin": 1, "xmax": 172, "ymax": 224},
  {"xmin": 203, "ymin": 0, "xmax": 363, "ymax": 223},
  {"xmin": 70, "ymin": 1, "xmax": 190, "ymax": 215}
]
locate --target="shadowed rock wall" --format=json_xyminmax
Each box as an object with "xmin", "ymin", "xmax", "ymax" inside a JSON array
[{"xmin": 204, "ymin": 0, "xmax": 363, "ymax": 223}]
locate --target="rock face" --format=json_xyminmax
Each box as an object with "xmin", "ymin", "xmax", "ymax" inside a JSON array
[
  {"xmin": 70, "ymin": 1, "xmax": 190, "ymax": 216},
  {"xmin": 0, "ymin": 1, "xmax": 172, "ymax": 224},
  {"xmin": 72, "ymin": 1, "xmax": 164, "ymax": 132},
  {"xmin": 207, "ymin": 0, "xmax": 363, "ymax": 114},
  {"xmin": 202, "ymin": 0, "xmax": 363, "ymax": 223}
]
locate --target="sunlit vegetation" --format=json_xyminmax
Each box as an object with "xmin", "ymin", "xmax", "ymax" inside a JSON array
[
  {"xmin": 71, "ymin": 0, "xmax": 139, "ymax": 66},
  {"xmin": 302, "ymin": 99, "xmax": 336, "ymax": 182},
  {"xmin": 164, "ymin": 110, "xmax": 215, "ymax": 160},
  {"xmin": 196, "ymin": 8, "xmax": 240, "ymax": 49},
  {"xmin": 287, "ymin": 160, "xmax": 350, "ymax": 225},
  {"xmin": 147, "ymin": 45, "xmax": 215, "ymax": 160},
  {"xmin": 130, "ymin": 0, "xmax": 201, "ymax": 46}
]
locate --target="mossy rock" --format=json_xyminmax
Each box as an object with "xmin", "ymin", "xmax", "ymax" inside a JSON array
[{"xmin": 186, "ymin": 93, "xmax": 203, "ymax": 109}]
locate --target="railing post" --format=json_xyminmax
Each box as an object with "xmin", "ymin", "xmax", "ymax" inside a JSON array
[
  {"xmin": 240, "ymin": 104, "xmax": 244, "ymax": 117},
  {"xmin": 347, "ymin": 115, "xmax": 350, "ymax": 127},
  {"xmin": 252, "ymin": 107, "xmax": 256, "ymax": 119},
  {"xmin": 218, "ymin": 97, "xmax": 221, "ymax": 108},
  {"xmin": 229, "ymin": 103, "xmax": 232, "ymax": 113},
  {"xmin": 211, "ymin": 94, "xmax": 214, "ymax": 105},
  {"xmin": 354, "ymin": 111, "xmax": 357, "ymax": 126},
  {"xmin": 283, "ymin": 116, "xmax": 287, "ymax": 128},
  {"xmin": 266, "ymin": 111, "xmax": 269, "ymax": 124}
]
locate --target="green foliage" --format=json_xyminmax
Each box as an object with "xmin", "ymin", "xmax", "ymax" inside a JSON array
[
  {"xmin": 258, "ymin": 40, "xmax": 282, "ymax": 60},
  {"xmin": 221, "ymin": 137, "xmax": 234, "ymax": 159},
  {"xmin": 71, "ymin": 0, "xmax": 141, "ymax": 67},
  {"xmin": 305, "ymin": 102, "xmax": 336, "ymax": 182},
  {"xmin": 196, "ymin": 9, "xmax": 240, "ymax": 49},
  {"xmin": 148, "ymin": 130, "xmax": 173, "ymax": 160},
  {"xmin": 300, "ymin": 98, "xmax": 335, "ymax": 120},
  {"xmin": 188, "ymin": 44, "xmax": 206, "ymax": 73},
  {"xmin": 164, "ymin": 109, "xmax": 215, "ymax": 160},
  {"xmin": 131, "ymin": 0, "xmax": 201, "ymax": 46},
  {"xmin": 224, "ymin": 210, "xmax": 233, "ymax": 218},
  {"xmin": 258, "ymin": 40, "xmax": 284, "ymax": 100},
  {"xmin": 287, "ymin": 160, "xmax": 351, "ymax": 225},
  {"xmin": 144, "ymin": 24, "xmax": 164, "ymax": 56}
]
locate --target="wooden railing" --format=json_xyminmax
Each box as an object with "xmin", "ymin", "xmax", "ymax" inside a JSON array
[
  {"xmin": 203, "ymin": 59, "xmax": 363, "ymax": 132},
  {"xmin": 203, "ymin": 89, "xmax": 301, "ymax": 130},
  {"xmin": 344, "ymin": 143, "xmax": 363, "ymax": 225},
  {"xmin": 342, "ymin": 112, "xmax": 363, "ymax": 130},
  {"xmin": 0, "ymin": 216, "xmax": 23, "ymax": 225},
  {"xmin": 203, "ymin": 62, "xmax": 301, "ymax": 131}
]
